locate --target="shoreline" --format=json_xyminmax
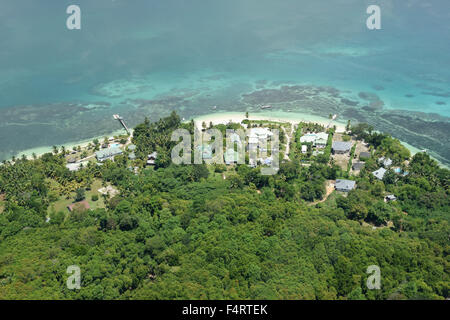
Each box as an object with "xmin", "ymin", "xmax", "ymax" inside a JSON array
[
  {"xmin": 192, "ymin": 111, "xmax": 446, "ymax": 167},
  {"xmin": 8, "ymin": 110, "xmax": 445, "ymax": 168},
  {"xmin": 12, "ymin": 128, "xmax": 129, "ymax": 161},
  {"xmin": 192, "ymin": 111, "xmax": 347, "ymax": 132}
]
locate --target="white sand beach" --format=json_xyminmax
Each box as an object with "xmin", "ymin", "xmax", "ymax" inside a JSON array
[
  {"xmin": 192, "ymin": 111, "xmax": 347, "ymax": 132},
  {"xmin": 8, "ymin": 110, "xmax": 444, "ymax": 168},
  {"xmin": 15, "ymin": 128, "xmax": 130, "ymax": 161},
  {"xmin": 192, "ymin": 111, "xmax": 444, "ymax": 166}
]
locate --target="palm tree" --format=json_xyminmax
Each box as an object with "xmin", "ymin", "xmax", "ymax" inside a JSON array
[
  {"xmin": 32, "ymin": 153, "xmax": 37, "ymax": 160},
  {"xmin": 52, "ymin": 146, "xmax": 58, "ymax": 155}
]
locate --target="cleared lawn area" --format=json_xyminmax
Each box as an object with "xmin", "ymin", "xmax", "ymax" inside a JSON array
[
  {"xmin": 47, "ymin": 178, "xmax": 107, "ymax": 214},
  {"xmin": 86, "ymin": 179, "xmax": 107, "ymax": 210}
]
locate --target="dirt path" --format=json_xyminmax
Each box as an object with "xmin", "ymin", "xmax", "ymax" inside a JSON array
[
  {"xmin": 310, "ymin": 180, "xmax": 335, "ymax": 205},
  {"xmin": 282, "ymin": 126, "xmax": 291, "ymax": 161}
]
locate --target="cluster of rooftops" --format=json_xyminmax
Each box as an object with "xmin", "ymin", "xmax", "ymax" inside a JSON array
[
  {"xmin": 199, "ymin": 128, "xmax": 276, "ymax": 167},
  {"xmin": 335, "ymin": 155, "xmax": 404, "ymax": 201}
]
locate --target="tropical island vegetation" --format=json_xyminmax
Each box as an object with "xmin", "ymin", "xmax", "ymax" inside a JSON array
[{"xmin": 0, "ymin": 112, "xmax": 448, "ymax": 300}]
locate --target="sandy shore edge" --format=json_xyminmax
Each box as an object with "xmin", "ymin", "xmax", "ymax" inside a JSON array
[{"xmin": 7, "ymin": 111, "xmax": 440, "ymax": 167}]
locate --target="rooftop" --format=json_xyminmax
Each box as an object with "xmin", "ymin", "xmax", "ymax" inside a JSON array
[
  {"xmin": 332, "ymin": 141, "xmax": 352, "ymax": 152},
  {"xmin": 96, "ymin": 146, "xmax": 123, "ymax": 160},
  {"xmin": 378, "ymin": 157, "xmax": 393, "ymax": 167},
  {"xmin": 300, "ymin": 132, "xmax": 328, "ymax": 145},
  {"xmin": 360, "ymin": 152, "xmax": 371, "ymax": 158},
  {"xmin": 352, "ymin": 162, "xmax": 365, "ymax": 170},
  {"xmin": 249, "ymin": 127, "xmax": 273, "ymax": 139},
  {"xmin": 372, "ymin": 167, "xmax": 387, "ymax": 180},
  {"xmin": 148, "ymin": 152, "xmax": 158, "ymax": 159},
  {"xmin": 335, "ymin": 179, "xmax": 356, "ymax": 191}
]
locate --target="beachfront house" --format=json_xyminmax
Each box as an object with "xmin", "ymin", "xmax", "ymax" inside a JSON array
[
  {"xmin": 372, "ymin": 167, "xmax": 387, "ymax": 180},
  {"xmin": 335, "ymin": 179, "xmax": 356, "ymax": 192},
  {"xmin": 315, "ymin": 132, "xmax": 329, "ymax": 148},
  {"xmin": 300, "ymin": 134, "xmax": 317, "ymax": 144},
  {"xmin": 248, "ymin": 128, "xmax": 273, "ymax": 148},
  {"xmin": 247, "ymin": 127, "xmax": 273, "ymax": 154},
  {"xmin": 332, "ymin": 141, "xmax": 352, "ymax": 154},
  {"xmin": 224, "ymin": 148, "xmax": 240, "ymax": 165},
  {"xmin": 228, "ymin": 132, "xmax": 242, "ymax": 146},
  {"xmin": 300, "ymin": 132, "xmax": 328, "ymax": 149},
  {"xmin": 248, "ymin": 136, "xmax": 259, "ymax": 151},
  {"xmin": 197, "ymin": 145, "xmax": 213, "ymax": 160},
  {"xmin": 128, "ymin": 144, "xmax": 136, "ymax": 151},
  {"xmin": 128, "ymin": 152, "xmax": 136, "ymax": 160},
  {"xmin": 95, "ymin": 146, "xmax": 123, "ymax": 162}
]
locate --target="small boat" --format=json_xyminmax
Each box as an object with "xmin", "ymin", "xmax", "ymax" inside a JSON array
[
  {"xmin": 212, "ymin": 106, "xmax": 217, "ymax": 110},
  {"xmin": 260, "ymin": 105, "xmax": 272, "ymax": 109}
]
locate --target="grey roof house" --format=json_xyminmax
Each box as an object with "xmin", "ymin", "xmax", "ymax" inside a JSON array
[
  {"xmin": 359, "ymin": 152, "xmax": 371, "ymax": 159},
  {"xmin": 372, "ymin": 167, "xmax": 387, "ymax": 180},
  {"xmin": 96, "ymin": 146, "xmax": 123, "ymax": 162},
  {"xmin": 332, "ymin": 141, "xmax": 352, "ymax": 154},
  {"xmin": 335, "ymin": 179, "xmax": 356, "ymax": 192},
  {"xmin": 352, "ymin": 162, "xmax": 365, "ymax": 171}
]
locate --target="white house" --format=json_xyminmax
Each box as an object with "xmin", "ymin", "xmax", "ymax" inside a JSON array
[
  {"xmin": 372, "ymin": 167, "xmax": 387, "ymax": 180},
  {"xmin": 300, "ymin": 132, "xmax": 328, "ymax": 148}
]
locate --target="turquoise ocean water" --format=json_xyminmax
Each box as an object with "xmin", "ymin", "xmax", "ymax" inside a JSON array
[{"xmin": 0, "ymin": 0, "xmax": 449, "ymax": 159}]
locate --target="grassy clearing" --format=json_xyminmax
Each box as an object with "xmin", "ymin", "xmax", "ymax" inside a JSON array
[{"xmin": 47, "ymin": 178, "xmax": 106, "ymax": 214}]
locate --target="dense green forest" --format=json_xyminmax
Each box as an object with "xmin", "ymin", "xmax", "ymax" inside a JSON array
[{"xmin": 0, "ymin": 112, "xmax": 448, "ymax": 300}]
